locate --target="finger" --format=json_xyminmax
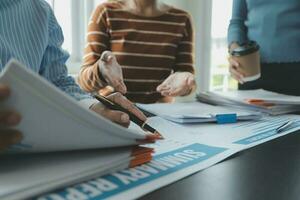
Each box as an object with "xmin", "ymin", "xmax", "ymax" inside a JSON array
[
  {"xmin": 156, "ymin": 83, "xmax": 166, "ymax": 92},
  {"xmin": 0, "ymin": 111, "xmax": 22, "ymax": 126},
  {"xmin": 107, "ymin": 55, "xmax": 113, "ymax": 62},
  {"xmin": 187, "ymin": 76, "xmax": 196, "ymax": 87},
  {"xmin": 0, "ymin": 84, "xmax": 10, "ymax": 100},
  {"xmin": 101, "ymin": 51, "xmax": 113, "ymax": 63},
  {"xmin": 229, "ymin": 67, "xmax": 244, "ymax": 81},
  {"xmin": 157, "ymin": 86, "xmax": 172, "ymax": 94},
  {"xmin": 157, "ymin": 83, "xmax": 171, "ymax": 92},
  {"xmin": 168, "ymin": 87, "xmax": 186, "ymax": 97},
  {"xmin": 160, "ymin": 91, "xmax": 169, "ymax": 97},
  {"xmin": 100, "ymin": 109, "xmax": 130, "ymax": 127},
  {"xmin": 108, "ymin": 93, "xmax": 147, "ymax": 121},
  {"xmin": 230, "ymin": 68, "xmax": 244, "ymax": 84},
  {"xmin": 0, "ymin": 130, "xmax": 22, "ymax": 151},
  {"xmin": 112, "ymin": 79, "xmax": 127, "ymax": 94},
  {"xmin": 161, "ymin": 89, "xmax": 174, "ymax": 97},
  {"xmin": 228, "ymin": 58, "xmax": 245, "ymax": 77},
  {"xmin": 231, "ymin": 72, "xmax": 244, "ymax": 84},
  {"xmin": 229, "ymin": 67, "xmax": 244, "ymax": 79},
  {"xmin": 228, "ymin": 57, "xmax": 240, "ymax": 68},
  {"xmin": 156, "ymin": 77, "xmax": 172, "ymax": 91},
  {"xmin": 158, "ymin": 85, "xmax": 174, "ymax": 96}
]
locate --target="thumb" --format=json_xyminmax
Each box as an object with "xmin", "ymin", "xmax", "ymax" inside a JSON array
[
  {"xmin": 187, "ymin": 75, "xmax": 195, "ymax": 87},
  {"xmin": 107, "ymin": 55, "xmax": 114, "ymax": 64}
]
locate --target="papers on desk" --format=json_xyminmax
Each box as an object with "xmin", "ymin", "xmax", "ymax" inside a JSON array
[
  {"xmin": 137, "ymin": 102, "xmax": 262, "ymax": 124},
  {"xmin": 197, "ymin": 89, "xmax": 300, "ymax": 115},
  {"xmin": 3, "ymin": 60, "xmax": 300, "ymax": 200},
  {"xmin": 38, "ymin": 115, "xmax": 300, "ymax": 200},
  {"xmin": 0, "ymin": 148, "xmax": 133, "ymax": 200},
  {"xmin": 0, "ymin": 60, "xmax": 156, "ymax": 200},
  {"xmin": 219, "ymin": 89, "xmax": 300, "ymax": 105},
  {"xmin": 0, "ymin": 60, "xmax": 154, "ymax": 153}
]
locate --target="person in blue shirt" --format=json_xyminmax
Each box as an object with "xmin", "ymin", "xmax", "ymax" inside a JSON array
[
  {"xmin": 0, "ymin": 0, "xmax": 146, "ymax": 151},
  {"xmin": 228, "ymin": 0, "xmax": 300, "ymax": 95}
]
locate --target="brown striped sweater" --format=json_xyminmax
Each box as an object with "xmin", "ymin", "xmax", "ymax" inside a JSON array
[{"xmin": 78, "ymin": 1, "xmax": 195, "ymax": 103}]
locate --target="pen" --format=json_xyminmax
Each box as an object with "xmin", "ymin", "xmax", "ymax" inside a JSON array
[
  {"xmin": 275, "ymin": 121, "xmax": 295, "ymax": 134},
  {"xmin": 93, "ymin": 94, "xmax": 163, "ymax": 138}
]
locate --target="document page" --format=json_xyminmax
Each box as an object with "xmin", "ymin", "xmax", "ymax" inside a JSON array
[
  {"xmin": 38, "ymin": 115, "xmax": 300, "ymax": 200},
  {"xmin": 0, "ymin": 148, "xmax": 133, "ymax": 200},
  {"xmin": 0, "ymin": 60, "xmax": 147, "ymax": 153},
  {"xmin": 213, "ymin": 89, "xmax": 300, "ymax": 105},
  {"xmin": 138, "ymin": 102, "xmax": 261, "ymax": 123}
]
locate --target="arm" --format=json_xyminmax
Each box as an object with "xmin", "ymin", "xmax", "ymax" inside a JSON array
[
  {"xmin": 227, "ymin": 0, "xmax": 249, "ymax": 84},
  {"xmin": 157, "ymin": 14, "xmax": 196, "ymax": 97},
  {"xmin": 228, "ymin": 0, "xmax": 248, "ymax": 46},
  {"xmin": 40, "ymin": 8, "xmax": 92, "ymax": 102},
  {"xmin": 77, "ymin": 5, "xmax": 110, "ymax": 93}
]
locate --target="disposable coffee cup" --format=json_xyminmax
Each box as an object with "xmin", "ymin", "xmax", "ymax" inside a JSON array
[{"xmin": 230, "ymin": 41, "xmax": 261, "ymax": 82}]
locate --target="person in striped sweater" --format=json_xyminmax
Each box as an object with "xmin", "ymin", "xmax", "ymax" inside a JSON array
[
  {"xmin": 0, "ymin": 0, "xmax": 146, "ymax": 152},
  {"xmin": 78, "ymin": 0, "xmax": 196, "ymax": 104}
]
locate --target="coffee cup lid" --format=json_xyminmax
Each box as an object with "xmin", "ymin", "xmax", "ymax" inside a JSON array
[{"xmin": 230, "ymin": 41, "xmax": 260, "ymax": 56}]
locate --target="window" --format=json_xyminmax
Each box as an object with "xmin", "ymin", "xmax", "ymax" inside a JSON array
[
  {"xmin": 45, "ymin": 0, "xmax": 106, "ymax": 74},
  {"xmin": 210, "ymin": 0, "xmax": 237, "ymax": 91},
  {"xmin": 53, "ymin": 0, "xmax": 73, "ymax": 53},
  {"xmin": 45, "ymin": 0, "xmax": 73, "ymax": 56}
]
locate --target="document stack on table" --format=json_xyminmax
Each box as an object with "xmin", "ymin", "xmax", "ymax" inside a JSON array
[
  {"xmin": 0, "ymin": 60, "xmax": 159, "ymax": 200},
  {"xmin": 197, "ymin": 89, "xmax": 300, "ymax": 115},
  {"xmin": 137, "ymin": 102, "xmax": 262, "ymax": 124}
]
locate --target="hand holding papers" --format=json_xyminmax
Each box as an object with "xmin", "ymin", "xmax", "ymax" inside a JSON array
[
  {"xmin": 137, "ymin": 102, "xmax": 262, "ymax": 124},
  {"xmin": 0, "ymin": 60, "xmax": 158, "ymax": 153},
  {"xmin": 0, "ymin": 60, "xmax": 159, "ymax": 200},
  {"xmin": 93, "ymin": 94, "xmax": 163, "ymax": 139}
]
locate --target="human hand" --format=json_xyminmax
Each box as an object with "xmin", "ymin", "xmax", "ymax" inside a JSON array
[
  {"xmin": 228, "ymin": 56, "xmax": 245, "ymax": 84},
  {"xmin": 90, "ymin": 92, "xmax": 147, "ymax": 128},
  {"xmin": 228, "ymin": 42, "xmax": 245, "ymax": 84},
  {"xmin": 0, "ymin": 130, "xmax": 22, "ymax": 151},
  {"xmin": 156, "ymin": 72, "xmax": 196, "ymax": 97},
  {"xmin": 98, "ymin": 51, "xmax": 127, "ymax": 94},
  {"xmin": 0, "ymin": 84, "xmax": 22, "ymax": 152}
]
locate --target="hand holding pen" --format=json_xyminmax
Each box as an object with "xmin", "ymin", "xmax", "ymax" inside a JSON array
[
  {"xmin": 93, "ymin": 94, "xmax": 163, "ymax": 140},
  {"xmin": 90, "ymin": 92, "xmax": 146, "ymax": 128}
]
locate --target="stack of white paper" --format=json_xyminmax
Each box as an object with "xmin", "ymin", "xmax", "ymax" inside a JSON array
[
  {"xmin": 36, "ymin": 115, "xmax": 300, "ymax": 200},
  {"xmin": 0, "ymin": 60, "xmax": 156, "ymax": 153},
  {"xmin": 0, "ymin": 60, "xmax": 156, "ymax": 200},
  {"xmin": 0, "ymin": 148, "xmax": 134, "ymax": 200},
  {"xmin": 197, "ymin": 90, "xmax": 300, "ymax": 115},
  {"xmin": 137, "ymin": 102, "xmax": 262, "ymax": 123}
]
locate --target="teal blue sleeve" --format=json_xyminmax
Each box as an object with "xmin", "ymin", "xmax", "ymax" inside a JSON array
[{"xmin": 227, "ymin": 0, "xmax": 248, "ymax": 46}]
